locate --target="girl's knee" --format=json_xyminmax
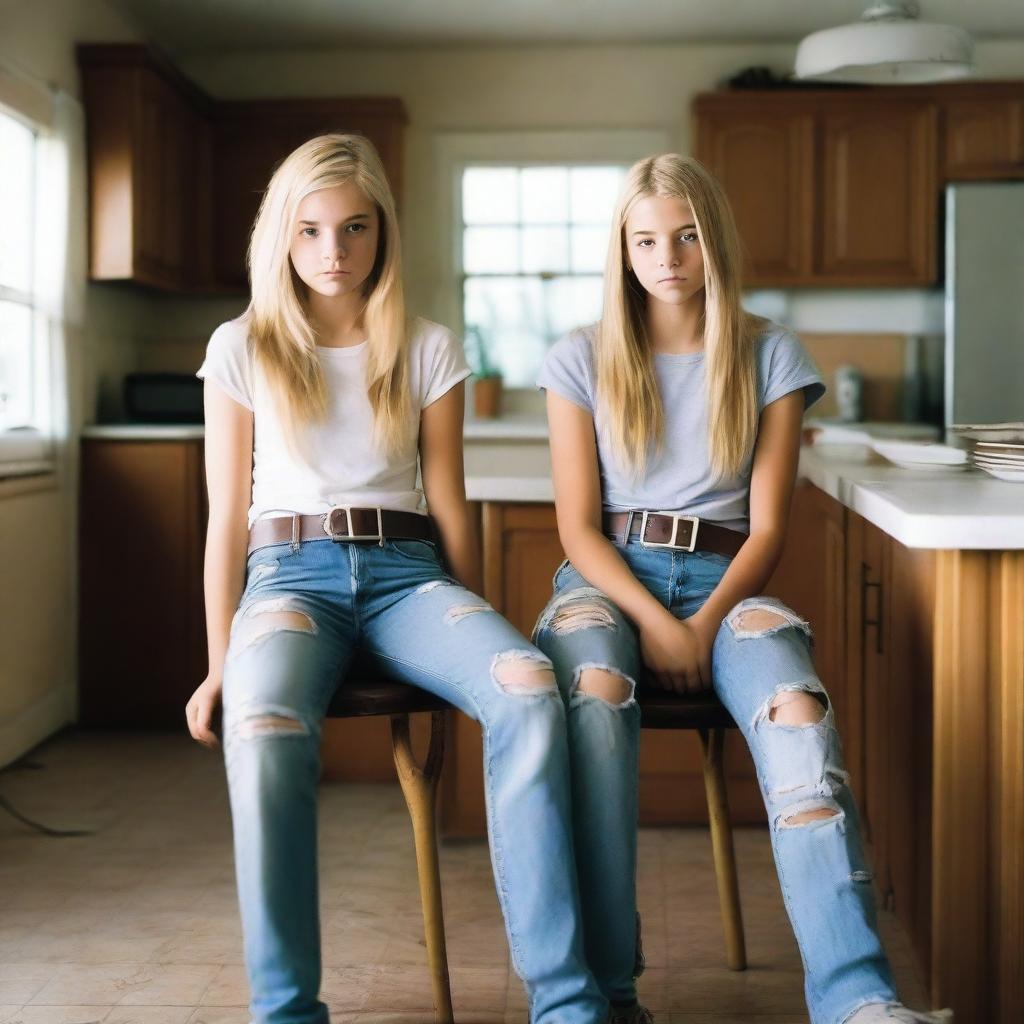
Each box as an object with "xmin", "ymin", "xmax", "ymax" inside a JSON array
[
  {"xmin": 532, "ymin": 586, "xmax": 621, "ymax": 642},
  {"xmin": 721, "ymin": 596, "xmax": 812, "ymax": 644},
  {"xmin": 572, "ymin": 663, "xmax": 636, "ymax": 708}
]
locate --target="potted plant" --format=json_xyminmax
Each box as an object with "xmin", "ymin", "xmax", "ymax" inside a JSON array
[{"xmin": 465, "ymin": 325, "xmax": 503, "ymax": 418}]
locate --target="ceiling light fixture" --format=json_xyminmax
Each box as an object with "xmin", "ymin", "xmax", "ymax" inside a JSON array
[{"xmin": 794, "ymin": 1, "xmax": 974, "ymax": 84}]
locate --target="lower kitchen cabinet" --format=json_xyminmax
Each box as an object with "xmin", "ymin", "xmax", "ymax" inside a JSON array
[{"xmin": 79, "ymin": 438, "xmax": 208, "ymax": 727}]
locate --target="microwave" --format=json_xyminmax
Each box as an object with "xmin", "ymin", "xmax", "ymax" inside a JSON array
[{"xmin": 124, "ymin": 373, "xmax": 204, "ymax": 424}]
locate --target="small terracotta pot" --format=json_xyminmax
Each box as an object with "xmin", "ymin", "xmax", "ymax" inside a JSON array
[{"xmin": 473, "ymin": 375, "xmax": 503, "ymax": 419}]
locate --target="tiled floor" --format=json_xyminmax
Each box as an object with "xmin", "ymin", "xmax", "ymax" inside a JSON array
[{"xmin": 0, "ymin": 731, "xmax": 929, "ymax": 1024}]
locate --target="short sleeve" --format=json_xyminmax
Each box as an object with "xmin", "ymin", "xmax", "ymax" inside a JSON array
[
  {"xmin": 759, "ymin": 328, "xmax": 826, "ymax": 412},
  {"xmin": 196, "ymin": 320, "xmax": 255, "ymax": 411},
  {"xmin": 421, "ymin": 323, "xmax": 472, "ymax": 408},
  {"xmin": 536, "ymin": 330, "xmax": 595, "ymax": 413}
]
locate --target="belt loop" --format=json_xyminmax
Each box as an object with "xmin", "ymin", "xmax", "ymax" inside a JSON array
[
  {"xmin": 621, "ymin": 509, "xmax": 635, "ymax": 546},
  {"xmin": 376, "ymin": 506, "xmax": 385, "ymax": 548},
  {"xmin": 290, "ymin": 513, "xmax": 301, "ymax": 553}
]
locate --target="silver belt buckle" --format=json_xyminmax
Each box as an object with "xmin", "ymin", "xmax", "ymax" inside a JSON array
[
  {"xmin": 323, "ymin": 505, "xmax": 384, "ymax": 543},
  {"xmin": 639, "ymin": 511, "xmax": 700, "ymax": 552}
]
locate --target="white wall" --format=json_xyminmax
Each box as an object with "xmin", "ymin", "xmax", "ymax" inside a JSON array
[{"xmin": 0, "ymin": 0, "xmax": 146, "ymax": 765}]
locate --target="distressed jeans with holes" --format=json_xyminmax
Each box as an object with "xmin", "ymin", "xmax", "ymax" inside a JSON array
[
  {"xmin": 222, "ymin": 533, "xmax": 606, "ymax": 1024},
  {"xmin": 532, "ymin": 540, "xmax": 899, "ymax": 1024}
]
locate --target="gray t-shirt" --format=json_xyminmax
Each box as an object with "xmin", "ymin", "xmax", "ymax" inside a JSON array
[{"xmin": 536, "ymin": 321, "xmax": 825, "ymax": 534}]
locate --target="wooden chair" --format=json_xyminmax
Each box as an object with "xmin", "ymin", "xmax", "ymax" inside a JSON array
[
  {"xmin": 326, "ymin": 677, "xmax": 454, "ymax": 1024},
  {"xmin": 637, "ymin": 688, "xmax": 747, "ymax": 971}
]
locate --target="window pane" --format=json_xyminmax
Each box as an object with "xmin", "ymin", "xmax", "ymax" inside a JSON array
[
  {"xmin": 462, "ymin": 167, "xmax": 518, "ymax": 224},
  {"xmin": 464, "ymin": 276, "xmax": 548, "ymax": 388},
  {"xmin": 571, "ymin": 225, "xmax": 613, "ymax": 273},
  {"xmin": 522, "ymin": 226, "xmax": 568, "ymax": 274},
  {"xmin": 570, "ymin": 166, "xmax": 624, "ymax": 224},
  {"xmin": 0, "ymin": 114, "xmax": 34, "ymax": 292},
  {"xmin": 521, "ymin": 167, "xmax": 568, "ymax": 224},
  {"xmin": 543, "ymin": 276, "xmax": 605, "ymax": 337},
  {"xmin": 0, "ymin": 301, "xmax": 34, "ymax": 429},
  {"xmin": 463, "ymin": 226, "xmax": 519, "ymax": 274}
]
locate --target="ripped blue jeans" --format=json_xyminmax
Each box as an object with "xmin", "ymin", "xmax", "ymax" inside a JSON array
[
  {"xmin": 532, "ymin": 538, "xmax": 898, "ymax": 1024},
  {"xmin": 222, "ymin": 531, "xmax": 606, "ymax": 1024}
]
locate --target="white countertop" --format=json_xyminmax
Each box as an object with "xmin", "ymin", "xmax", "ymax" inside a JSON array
[
  {"xmin": 81, "ymin": 423, "xmax": 1024, "ymax": 550},
  {"xmin": 467, "ymin": 448, "xmax": 1024, "ymax": 550},
  {"xmin": 797, "ymin": 445, "xmax": 1024, "ymax": 550}
]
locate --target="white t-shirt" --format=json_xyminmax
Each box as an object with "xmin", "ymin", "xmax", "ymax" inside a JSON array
[{"xmin": 196, "ymin": 316, "xmax": 472, "ymax": 527}]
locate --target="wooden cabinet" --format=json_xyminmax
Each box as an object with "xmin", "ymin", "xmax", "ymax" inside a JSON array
[
  {"xmin": 819, "ymin": 100, "xmax": 937, "ymax": 284},
  {"xmin": 79, "ymin": 49, "xmax": 210, "ymax": 290},
  {"xmin": 842, "ymin": 510, "xmax": 936, "ymax": 971},
  {"xmin": 79, "ymin": 438, "xmax": 208, "ymax": 726},
  {"xmin": 694, "ymin": 104, "xmax": 814, "ymax": 285},
  {"xmin": 78, "ymin": 46, "xmax": 406, "ymax": 293},
  {"xmin": 694, "ymin": 82, "xmax": 1024, "ymax": 287},
  {"xmin": 940, "ymin": 85, "xmax": 1024, "ymax": 180}
]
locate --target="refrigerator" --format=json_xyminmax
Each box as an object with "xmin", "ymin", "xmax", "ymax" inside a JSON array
[{"xmin": 944, "ymin": 182, "xmax": 1024, "ymax": 429}]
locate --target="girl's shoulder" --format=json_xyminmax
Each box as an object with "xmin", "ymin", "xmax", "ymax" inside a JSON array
[
  {"xmin": 408, "ymin": 315, "xmax": 459, "ymax": 353},
  {"xmin": 197, "ymin": 315, "xmax": 256, "ymax": 410},
  {"xmin": 748, "ymin": 315, "xmax": 798, "ymax": 350},
  {"xmin": 544, "ymin": 322, "xmax": 598, "ymax": 370},
  {"xmin": 207, "ymin": 315, "xmax": 254, "ymax": 360},
  {"xmin": 746, "ymin": 316, "xmax": 826, "ymax": 410}
]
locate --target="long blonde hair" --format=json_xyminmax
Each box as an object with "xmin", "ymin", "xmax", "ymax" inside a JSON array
[
  {"xmin": 596, "ymin": 154, "xmax": 759, "ymax": 481},
  {"xmin": 245, "ymin": 133, "xmax": 411, "ymax": 455}
]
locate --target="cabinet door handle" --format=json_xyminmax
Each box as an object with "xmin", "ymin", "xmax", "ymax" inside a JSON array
[{"xmin": 861, "ymin": 560, "xmax": 884, "ymax": 655}]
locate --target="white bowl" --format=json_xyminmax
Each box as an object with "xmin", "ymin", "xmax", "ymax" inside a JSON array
[{"xmin": 871, "ymin": 440, "xmax": 969, "ymax": 470}]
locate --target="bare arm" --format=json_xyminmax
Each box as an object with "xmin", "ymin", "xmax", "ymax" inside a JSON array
[
  {"xmin": 688, "ymin": 389, "xmax": 804, "ymax": 628},
  {"xmin": 419, "ymin": 381, "xmax": 482, "ymax": 594},
  {"xmin": 185, "ymin": 381, "xmax": 253, "ymax": 747},
  {"xmin": 546, "ymin": 390, "xmax": 669, "ymax": 628}
]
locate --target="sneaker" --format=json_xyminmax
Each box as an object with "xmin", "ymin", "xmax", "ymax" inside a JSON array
[
  {"xmin": 846, "ymin": 1003, "xmax": 954, "ymax": 1023},
  {"xmin": 609, "ymin": 1004, "xmax": 654, "ymax": 1024}
]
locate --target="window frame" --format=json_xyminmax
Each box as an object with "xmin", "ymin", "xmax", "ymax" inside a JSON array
[{"xmin": 0, "ymin": 98, "xmax": 53, "ymax": 472}]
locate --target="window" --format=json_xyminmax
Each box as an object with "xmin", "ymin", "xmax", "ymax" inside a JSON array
[
  {"xmin": 0, "ymin": 105, "xmax": 50, "ymax": 464},
  {"xmin": 460, "ymin": 164, "xmax": 626, "ymax": 387}
]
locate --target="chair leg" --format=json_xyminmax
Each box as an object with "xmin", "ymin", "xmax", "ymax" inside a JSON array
[
  {"xmin": 699, "ymin": 726, "xmax": 747, "ymax": 971},
  {"xmin": 391, "ymin": 710, "xmax": 454, "ymax": 1024}
]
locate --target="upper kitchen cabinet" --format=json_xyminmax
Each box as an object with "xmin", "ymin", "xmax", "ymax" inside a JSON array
[
  {"xmin": 694, "ymin": 91, "xmax": 938, "ymax": 287},
  {"xmin": 939, "ymin": 83, "xmax": 1024, "ymax": 181},
  {"xmin": 211, "ymin": 98, "xmax": 406, "ymax": 289},
  {"xmin": 819, "ymin": 98, "xmax": 937, "ymax": 285},
  {"xmin": 694, "ymin": 102, "xmax": 815, "ymax": 286},
  {"xmin": 78, "ymin": 46, "xmax": 212, "ymax": 291},
  {"xmin": 77, "ymin": 45, "xmax": 407, "ymax": 293}
]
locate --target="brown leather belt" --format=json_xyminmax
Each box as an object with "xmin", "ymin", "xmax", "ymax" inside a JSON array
[
  {"xmin": 249, "ymin": 507, "xmax": 435, "ymax": 554},
  {"xmin": 603, "ymin": 510, "xmax": 745, "ymax": 558}
]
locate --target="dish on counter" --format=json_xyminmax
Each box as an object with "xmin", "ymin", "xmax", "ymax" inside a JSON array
[
  {"xmin": 974, "ymin": 464, "xmax": 1024, "ymax": 483},
  {"xmin": 870, "ymin": 440, "xmax": 969, "ymax": 471}
]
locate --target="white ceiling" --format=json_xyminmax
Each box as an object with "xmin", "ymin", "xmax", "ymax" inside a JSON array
[{"xmin": 109, "ymin": 0, "xmax": 1024, "ymax": 57}]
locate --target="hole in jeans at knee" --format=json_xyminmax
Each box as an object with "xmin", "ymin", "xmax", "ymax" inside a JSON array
[
  {"xmin": 535, "ymin": 588, "xmax": 618, "ymax": 639},
  {"xmin": 491, "ymin": 649, "xmax": 557, "ymax": 696},
  {"xmin": 572, "ymin": 663, "xmax": 636, "ymax": 708},
  {"xmin": 231, "ymin": 707, "xmax": 309, "ymax": 741}
]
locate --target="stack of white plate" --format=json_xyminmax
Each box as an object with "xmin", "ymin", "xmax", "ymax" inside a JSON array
[{"xmin": 970, "ymin": 441, "xmax": 1024, "ymax": 483}]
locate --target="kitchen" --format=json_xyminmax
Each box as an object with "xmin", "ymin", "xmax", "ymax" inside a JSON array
[{"xmin": 1, "ymin": 2, "xmax": 1023, "ymax": 1023}]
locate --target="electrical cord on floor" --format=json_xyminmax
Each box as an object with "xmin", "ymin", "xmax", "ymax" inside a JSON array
[{"xmin": 0, "ymin": 757, "xmax": 96, "ymax": 837}]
